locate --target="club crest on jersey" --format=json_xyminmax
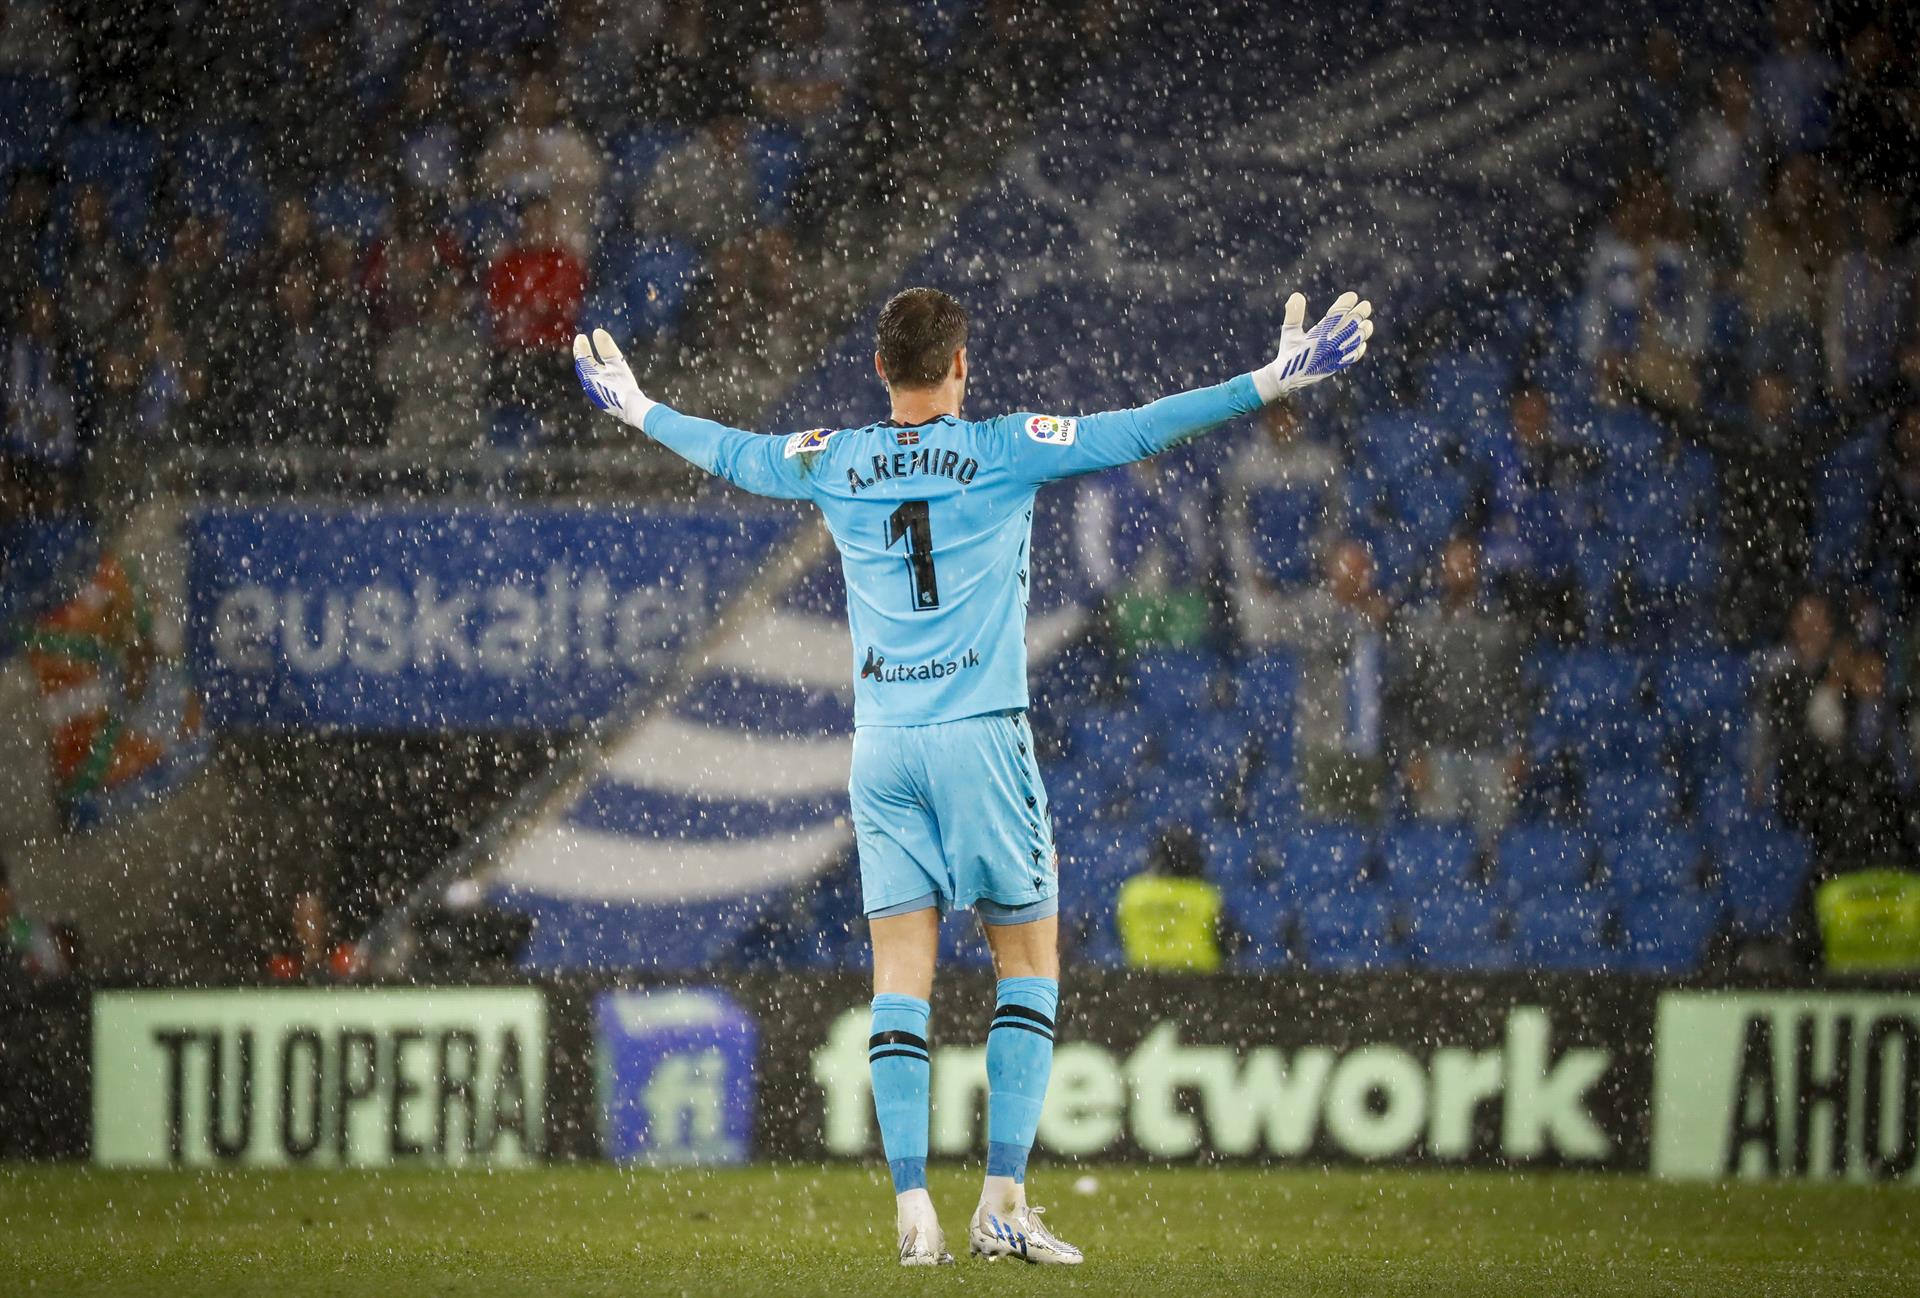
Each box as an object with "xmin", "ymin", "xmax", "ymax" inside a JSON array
[
  {"xmin": 1025, "ymin": 415, "xmax": 1077, "ymax": 446},
  {"xmin": 784, "ymin": 427, "xmax": 838, "ymax": 458}
]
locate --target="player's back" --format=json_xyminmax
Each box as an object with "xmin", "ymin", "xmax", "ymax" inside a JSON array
[{"xmin": 794, "ymin": 413, "xmax": 1040, "ymax": 728}]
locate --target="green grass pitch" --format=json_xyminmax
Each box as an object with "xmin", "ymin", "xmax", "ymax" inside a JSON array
[{"xmin": 3, "ymin": 1164, "xmax": 1912, "ymax": 1297}]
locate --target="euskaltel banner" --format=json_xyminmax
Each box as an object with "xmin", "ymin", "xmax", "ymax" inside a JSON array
[{"xmin": 186, "ymin": 504, "xmax": 794, "ymax": 731}]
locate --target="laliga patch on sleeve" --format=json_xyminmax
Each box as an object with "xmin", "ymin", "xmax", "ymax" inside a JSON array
[
  {"xmin": 1024, "ymin": 415, "xmax": 1078, "ymax": 446},
  {"xmin": 784, "ymin": 427, "xmax": 838, "ymax": 457}
]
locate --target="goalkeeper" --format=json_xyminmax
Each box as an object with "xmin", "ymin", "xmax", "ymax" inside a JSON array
[{"xmin": 576, "ymin": 287, "xmax": 1374, "ymax": 1265}]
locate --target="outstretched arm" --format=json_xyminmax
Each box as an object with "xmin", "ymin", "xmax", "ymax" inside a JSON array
[
  {"xmin": 573, "ymin": 329, "xmax": 813, "ymax": 500},
  {"xmin": 1012, "ymin": 291, "xmax": 1374, "ymax": 483}
]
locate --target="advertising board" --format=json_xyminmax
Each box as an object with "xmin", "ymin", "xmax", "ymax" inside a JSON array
[{"xmin": 92, "ymin": 989, "xmax": 547, "ymax": 1167}]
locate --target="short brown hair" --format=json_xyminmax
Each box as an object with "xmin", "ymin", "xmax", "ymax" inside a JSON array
[{"xmin": 876, "ymin": 287, "xmax": 968, "ymax": 388}]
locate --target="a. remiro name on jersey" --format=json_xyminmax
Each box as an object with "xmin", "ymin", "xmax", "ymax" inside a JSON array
[{"xmin": 640, "ymin": 375, "xmax": 1265, "ymax": 728}]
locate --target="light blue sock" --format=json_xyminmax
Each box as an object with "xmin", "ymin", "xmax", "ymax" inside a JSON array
[
  {"xmin": 985, "ymin": 976, "xmax": 1058, "ymax": 1182},
  {"xmin": 869, "ymin": 994, "xmax": 931, "ymax": 1193}
]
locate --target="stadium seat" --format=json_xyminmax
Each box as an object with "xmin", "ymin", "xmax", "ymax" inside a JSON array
[
  {"xmin": 454, "ymin": 196, "xmax": 518, "ymax": 260},
  {"xmin": 1407, "ymin": 889, "xmax": 1512, "ymax": 971},
  {"xmin": 1246, "ymin": 485, "xmax": 1322, "ymax": 586},
  {"xmin": 1512, "ymin": 895, "xmax": 1614, "ymax": 971},
  {"xmin": 751, "ymin": 127, "xmax": 808, "ymax": 216},
  {"xmin": 1226, "ymin": 877, "xmax": 1294, "ymax": 968},
  {"xmin": 1655, "ymin": 651, "xmax": 1750, "ymax": 740},
  {"xmin": 308, "ymin": 177, "xmax": 391, "ymax": 242},
  {"xmin": 1568, "ymin": 532, "xmax": 1627, "ymax": 632},
  {"xmin": 1589, "ymin": 408, "xmax": 1666, "ymax": 479},
  {"xmin": 1584, "ymin": 768, "xmax": 1677, "ymax": 843},
  {"xmin": 605, "ymin": 126, "xmax": 690, "ymax": 204},
  {"xmin": 0, "ymin": 518, "xmax": 94, "ymax": 650},
  {"xmin": 1298, "ymin": 889, "xmax": 1404, "ymax": 971},
  {"xmin": 1160, "ymin": 711, "xmax": 1249, "ymax": 783},
  {"xmin": 1045, "ymin": 769, "xmax": 1111, "ymax": 829},
  {"xmin": 1695, "ymin": 764, "xmax": 1757, "ymax": 824},
  {"xmin": 1714, "ymin": 824, "xmax": 1814, "ymax": 939},
  {"xmin": 589, "ymin": 235, "xmax": 700, "ymax": 341},
  {"xmin": 1241, "ymin": 777, "xmax": 1300, "ymax": 839},
  {"xmin": 1348, "ymin": 516, "xmax": 1420, "ymax": 594},
  {"xmin": 1549, "ymin": 649, "xmax": 1644, "ymax": 722},
  {"xmin": 1153, "ymin": 768, "xmax": 1225, "ymax": 820},
  {"xmin": 1060, "ymin": 867, "xmax": 1127, "ymax": 967},
  {"xmin": 1382, "ymin": 822, "xmax": 1480, "ymax": 895},
  {"xmin": 1496, "ymin": 824, "xmax": 1591, "ymax": 896},
  {"xmin": 1065, "ymin": 705, "xmax": 1153, "ymax": 780},
  {"xmin": 175, "ymin": 127, "xmax": 269, "ymax": 247},
  {"xmin": 1423, "ymin": 353, "xmax": 1512, "ymax": 423},
  {"xmin": 1616, "ymin": 890, "xmax": 1719, "ymax": 975},
  {"xmin": 1282, "ymin": 824, "xmax": 1376, "ymax": 900},
  {"xmin": 1601, "ymin": 828, "xmax": 1705, "ymax": 896},
  {"xmin": 488, "ymin": 404, "xmax": 543, "ymax": 449},
  {"xmin": 1584, "ymin": 713, "xmax": 1667, "ymax": 772},
  {"xmin": 0, "ymin": 75, "xmax": 71, "ymax": 164},
  {"xmin": 1353, "ymin": 412, "xmax": 1449, "ymax": 482},
  {"xmin": 1634, "ymin": 533, "xmax": 1719, "ymax": 600},
  {"xmin": 1810, "ymin": 433, "xmax": 1883, "ymax": 579},
  {"xmin": 60, "ymin": 123, "xmax": 159, "ymax": 246},
  {"xmin": 1533, "ymin": 647, "xmax": 1642, "ymax": 759},
  {"xmin": 1234, "ymin": 649, "xmax": 1297, "ymax": 727},
  {"xmin": 1200, "ymin": 821, "xmax": 1261, "ymax": 886},
  {"xmin": 1390, "ymin": 464, "xmax": 1473, "ymax": 557},
  {"xmin": 1129, "ymin": 647, "xmax": 1222, "ymax": 714}
]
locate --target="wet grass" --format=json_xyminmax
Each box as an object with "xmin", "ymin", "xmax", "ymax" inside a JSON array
[{"xmin": 1, "ymin": 1163, "xmax": 1912, "ymax": 1297}]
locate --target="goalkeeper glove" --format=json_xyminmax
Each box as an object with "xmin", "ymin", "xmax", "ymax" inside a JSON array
[
  {"xmin": 1251, "ymin": 291, "xmax": 1374, "ymax": 402},
  {"xmin": 573, "ymin": 328, "xmax": 656, "ymax": 428}
]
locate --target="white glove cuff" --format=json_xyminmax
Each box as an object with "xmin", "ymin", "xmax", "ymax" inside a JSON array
[{"xmin": 1250, "ymin": 365, "xmax": 1286, "ymax": 404}]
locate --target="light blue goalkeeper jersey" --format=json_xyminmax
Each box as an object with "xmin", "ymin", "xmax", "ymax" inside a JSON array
[{"xmin": 640, "ymin": 373, "xmax": 1265, "ymax": 727}]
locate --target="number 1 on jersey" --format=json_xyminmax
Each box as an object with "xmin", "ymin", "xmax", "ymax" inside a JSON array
[{"xmin": 885, "ymin": 500, "xmax": 940, "ymax": 611}]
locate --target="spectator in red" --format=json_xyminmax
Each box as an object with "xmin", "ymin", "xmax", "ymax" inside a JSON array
[{"xmin": 485, "ymin": 196, "xmax": 584, "ymax": 418}]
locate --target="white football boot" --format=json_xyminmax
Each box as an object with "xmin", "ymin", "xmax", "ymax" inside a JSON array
[
  {"xmin": 967, "ymin": 1203, "xmax": 1083, "ymax": 1265},
  {"xmin": 896, "ymin": 1193, "xmax": 955, "ymax": 1267}
]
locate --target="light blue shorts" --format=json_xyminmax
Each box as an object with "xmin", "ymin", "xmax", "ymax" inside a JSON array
[{"xmin": 851, "ymin": 709, "xmax": 1059, "ymax": 919}]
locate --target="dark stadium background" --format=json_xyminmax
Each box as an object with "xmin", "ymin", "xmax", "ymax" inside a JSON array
[{"xmin": 0, "ymin": 2, "xmax": 1916, "ymax": 1283}]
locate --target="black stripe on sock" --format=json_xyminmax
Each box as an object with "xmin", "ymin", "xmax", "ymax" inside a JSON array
[
  {"xmin": 990, "ymin": 1003, "xmax": 1055, "ymax": 1032},
  {"xmin": 867, "ymin": 1047, "xmax": 931, "ymax": 1065},
  {"xmin": 988, "ymin": 1018, "xmax": 1054, "ymax": 1042},
  {"xmin": 869, "ymin": 1030, "xmax": 929, "ymax": 1051}
]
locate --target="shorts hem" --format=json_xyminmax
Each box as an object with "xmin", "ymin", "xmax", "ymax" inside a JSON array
[
  {"xmin": 974, "ymin": 894, "xmax": 1060, "ymax": 926},
  {"xmin": 864, "ymin": 891, "xmax": 944, "ymax": 920}
]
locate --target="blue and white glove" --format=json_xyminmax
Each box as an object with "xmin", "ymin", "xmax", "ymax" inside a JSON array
[
  {"xmin": 573, "ymin": 328, "xmax": 656, "ymax": 429},
  {"xmin": 1251, "ymin": 291, "xmax": 1374, "ymax": 402}
]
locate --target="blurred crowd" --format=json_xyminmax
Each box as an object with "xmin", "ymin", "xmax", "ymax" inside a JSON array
[
  {"xmin": 6, "ymin": 0, "xmax": 1920, "ymax": 976},
  {"xmin": 1063, "ymin": 0, "xmax": 1920, "ymax": 888},
  {"xmin": 0, "ymin": 0, "xmax": 1137, "ymax": 513}
]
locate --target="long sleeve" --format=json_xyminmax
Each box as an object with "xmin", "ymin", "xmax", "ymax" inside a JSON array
[
  {"xmin": 1007, "ymin": 373, "xmax": 1265, "ymax": 485},
  {"xmin": 641, "ymin": 404, "xmax": 815, "ymax": 501}
]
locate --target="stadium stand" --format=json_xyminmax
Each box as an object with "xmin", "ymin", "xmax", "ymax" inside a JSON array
[
  {"xmin": 730, "ymin": 2, "xmax": 1917, "ymax": 976},
  {"xmin": 4, "ymin": 1, "xmax": 1914, "ymax": 979}
]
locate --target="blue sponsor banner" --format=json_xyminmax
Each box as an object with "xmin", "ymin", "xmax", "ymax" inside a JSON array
[
  {"xmin": 188, "ymin": 505, "xmax": 794, "ymax": 730},
  {"xmin": 594, "ymin": 988, "xmax": 758, "ymax": 1165}
]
